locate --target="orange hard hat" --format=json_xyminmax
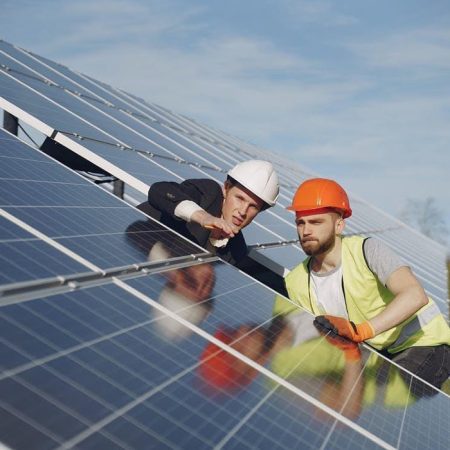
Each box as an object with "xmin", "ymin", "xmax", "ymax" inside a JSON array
[
  {"xmin": 287, "ymin": 178, "xmax": 352, "ymax": 218},
  {"xmin": 198, "ymin": 328, "xmax": 257, "ymax": 391}
]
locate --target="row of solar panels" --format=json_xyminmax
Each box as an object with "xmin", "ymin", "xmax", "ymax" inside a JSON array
[
  {"xmin": 1, "ymin": 127, "xmax": 449, "ymax": 449},
  {"xmin": 1, "ymin": 38, "xmax": 449, "ymax": 449}
]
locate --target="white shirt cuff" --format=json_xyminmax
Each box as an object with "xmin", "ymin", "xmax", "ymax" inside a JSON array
[
  {"xmin": 174, "ymin": 200, "xmax": 204, "ymax": 222},
  {"xmin": 209, "ymin": 236, "xmax": 229, "ymax": 248}
]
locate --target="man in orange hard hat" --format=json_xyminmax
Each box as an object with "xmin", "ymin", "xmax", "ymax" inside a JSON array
[{"xmin": 284, "ymin": 178, "xmax": 450, "ymax": 388}]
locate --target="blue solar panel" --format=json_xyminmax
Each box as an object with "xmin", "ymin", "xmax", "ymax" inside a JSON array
[
  {"xmin": 0, "ymin": 216, "xmax": 88, "ymax": 285},
  {"xmin": 0, "ymin": 129, "xmax": 203, "ymax": 276}
]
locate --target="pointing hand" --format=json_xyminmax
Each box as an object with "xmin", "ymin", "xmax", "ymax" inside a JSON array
[{"xmin": 191, "ymin": 211, "xmax": 235, "ymax": 238}]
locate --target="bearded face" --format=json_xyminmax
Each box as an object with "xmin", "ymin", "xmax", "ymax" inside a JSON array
[{"xmin": 295, "ymin": 212, "xmax": 343, "ymax": 256}]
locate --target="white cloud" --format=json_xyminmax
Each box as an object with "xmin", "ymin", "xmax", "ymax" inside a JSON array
[
  {"xmin": 348, "ymin": 26, "xmax": 450, "ymax": 71},
  {"xmin": 279, "ymin": 0, "xmax": 359, "ymax": 27},
  {"xmin": 4, "ymin": 0, "xmax": 206, "ymax": 58},
  {"xmin": 63, "ymin": 34, "xmax": 359, "ymax": 117}
]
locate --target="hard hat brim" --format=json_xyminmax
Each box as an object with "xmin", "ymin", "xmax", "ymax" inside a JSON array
[{"xmin": 286, "ymin": 205, "xmax": 352, "ymax": 218}]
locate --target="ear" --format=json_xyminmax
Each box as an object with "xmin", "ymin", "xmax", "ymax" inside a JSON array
[
  {"xmin": 335, "ymin": 217, "xmax": 345, "ymax": 234},
  {"xmin": 222, "ymin": 180, "xmax": 231, "ymax": 198}
]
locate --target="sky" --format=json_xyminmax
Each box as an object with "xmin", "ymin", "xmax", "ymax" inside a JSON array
[{"xmin": 1, "ymin": 0, "xmax": 450, "ymax": 247}]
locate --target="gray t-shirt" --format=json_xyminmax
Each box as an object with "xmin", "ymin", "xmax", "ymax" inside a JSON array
[{"xmin": 363, "ymin": 237, "xmax": 408, "ymax": 285}]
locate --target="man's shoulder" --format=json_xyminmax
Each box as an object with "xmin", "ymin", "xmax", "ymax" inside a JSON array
[
  {"xmin": 182, "ymin": 178, "xmax": 223, "ymax": 202},
  {"xmin": 342, "ymin": 235, "xmax": 402, "ymax": 266},
  {"xmin": 182, "ymin": 178, "xmax": 221, "ymax": 190},
  {"xmin": 342, "ymin": 235, "xmax": 366, "ymax": 246},
  {"xmin": 341, "ymin": 235, "xmax": 367, "ymax": 259},
  {"xmin": 361, "ymin": 237, "xmax": 407, "ymax": 285},
  {"xmin": 285, "ymin": 257, "xmax": 310, "ymax": 282}
]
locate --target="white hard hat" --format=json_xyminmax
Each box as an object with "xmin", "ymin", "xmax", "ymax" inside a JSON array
[{"xmin": 227, "ymin": 160, "xmax": 279, "ymax": 207}]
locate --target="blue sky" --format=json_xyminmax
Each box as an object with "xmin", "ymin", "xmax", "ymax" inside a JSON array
[{"xmin": 1, "ymin": 0, "xmax": 450, "ymax": 245}]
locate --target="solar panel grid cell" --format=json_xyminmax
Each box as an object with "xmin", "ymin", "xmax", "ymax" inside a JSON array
[
  {"xmin": 0, "ymin": 216, "xmax": 90, "ymax": 285},
  {"xmin": 399, "ymin": 382, "xmax": 450, "ymax": 450}
]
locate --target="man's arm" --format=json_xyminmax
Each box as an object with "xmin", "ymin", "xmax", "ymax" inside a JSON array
[
  {"xmin": 148, "ymin": 179, "xmax": 214, "ymax": 216},
  {"xmin": 365, "ymin": 238, "xmax": 429, "ymax": 335},
  {"xmin": 368, "ymin": 266, "xmax": 428, "ymax": 335},
  {"xmin": 148, "ymin": 179, "xmax": 235, "ymax": 237}
]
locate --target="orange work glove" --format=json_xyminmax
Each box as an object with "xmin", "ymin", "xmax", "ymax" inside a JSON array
[
  {"xmin": 314, "ymin": 315, "xmax": 375, "ymax": 343},
  {"xmin": 313, "ymin": 317, "xmax": 362, "ymax": 361}
]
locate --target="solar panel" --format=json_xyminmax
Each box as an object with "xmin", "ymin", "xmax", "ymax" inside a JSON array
[
  {"xmin": 0, "ymin": 214, "xmax": 89, "ymax": 285},
  {"xmin": 0, "ymin": 128, "xmax": 205, "ymax": 273},
  {"xmin": 1, "ymin": 40, "xmax": 449, "ymax": 449},
  {"xmin": 2, "ymin": 239, "xmax": 448, "ymax": 448}
]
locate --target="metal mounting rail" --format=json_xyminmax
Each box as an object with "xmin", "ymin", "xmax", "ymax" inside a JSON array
[
  {"xmin": 248, "ymin": 239, "xmax": 300, "ymax": 250},
  {"xmin": 0, "ymin": 252, "xmax": 218, "ymax": 306},
  {"xmin": 57, "ymin": 130, "xmax": 226, "ymax": 173},
  {"xmin": 248, "ymin": 226, "xmax": 404, "ymax": 252}
]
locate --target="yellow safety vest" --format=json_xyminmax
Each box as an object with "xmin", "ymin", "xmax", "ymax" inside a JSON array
[{"xmin": 284, "ymin": 235, "xmax": 450, "ymax": 354}]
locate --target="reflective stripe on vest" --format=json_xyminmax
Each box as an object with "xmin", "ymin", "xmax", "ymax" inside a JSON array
[{"xmin": 390, "ymin": 302, "xmax": 441, "ymax": 350}]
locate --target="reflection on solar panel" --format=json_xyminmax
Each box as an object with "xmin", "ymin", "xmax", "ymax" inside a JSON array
[{"xmin": 1, "ymin": 40, "xmax": 449, "ymax": 449}]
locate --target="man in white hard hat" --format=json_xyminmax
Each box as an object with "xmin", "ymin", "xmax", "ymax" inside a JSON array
[{"xmin": 138, "ymin": 160, "xmax": 279, "ymax": 267}]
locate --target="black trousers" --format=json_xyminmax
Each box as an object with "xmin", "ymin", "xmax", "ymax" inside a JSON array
[{"xmin": 389, "ymin": 344, "xmax": 449, "ymax": 397}]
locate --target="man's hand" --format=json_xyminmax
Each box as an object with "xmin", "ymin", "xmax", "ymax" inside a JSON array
[
  {"xmin": 191, "ymin": 210, "xmax": 236, "ymax": 238},
  {"xmin": 314, "ymin": 318, "xmax": 361, "ymax": 361},
  {"xmin": 314, "ymin": 315, "xmax": 375, "ymax": 343}
]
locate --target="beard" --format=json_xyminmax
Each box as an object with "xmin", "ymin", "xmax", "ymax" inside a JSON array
[{"xmin": 301, "ymin": 233, "xmax": 335, "ymax": 256}]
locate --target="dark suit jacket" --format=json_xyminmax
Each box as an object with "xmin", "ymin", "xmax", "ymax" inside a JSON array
[{"xmin": 137, "ymin": 178, "xmax": 248, "ymax": 266}]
